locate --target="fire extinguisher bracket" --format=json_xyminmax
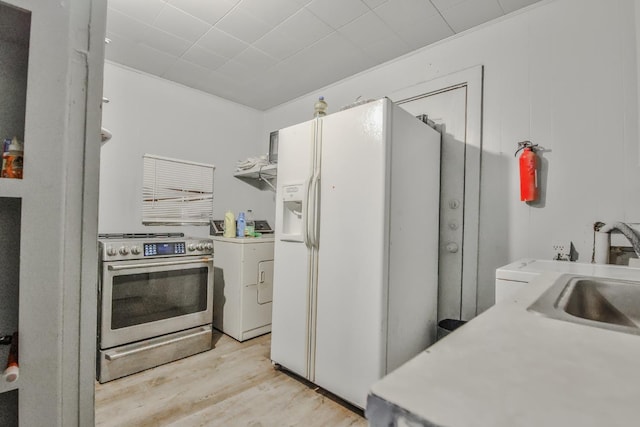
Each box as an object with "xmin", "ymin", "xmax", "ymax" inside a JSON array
[{"xmin": 514, "ymin": 140, "xmax": 539, "ymax": 156}]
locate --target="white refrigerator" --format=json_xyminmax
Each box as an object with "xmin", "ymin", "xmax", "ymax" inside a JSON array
[{"xmin": 270, "ymin": 98, "xmax": 441, "ymax": 409}]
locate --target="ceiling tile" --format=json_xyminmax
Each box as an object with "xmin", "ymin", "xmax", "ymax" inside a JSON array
[
  {"xmin": 362, "ymin": 0, "xmax": 388, "ymax": 8},
  {"xmin": 338, "ymin": 11, "xmax": 393, "ymax": 48},
  {"xmin": 140, "ymin": 26, "xmax": 192, "ymax": 57},
  {"xmin": 163, "ymin": 59, "xmax": 213, "ymax": 88},
  {"xmin": 338, "ymin": 11, "xmax": 410, "ymax": 62},
  {"xmin": 215, "ymin": 60, "xmax": 259, "ymax": 84},
  {"xmin": 430, "ymin": 0, "xmax": 467, "ymax": 11},
  {"xmin": 439, "ymin": 0, "xmax": 503, "ymax": 33},
  {"xmin": 233, "ymin": 46, "xmax": 278, "ymax": 70},
  {"xmin": 107, "ymin": 0, "xmax": 166, "ymax": 25},
  {"xmin": 361, "ymin": 34, "xmax": 412, "ymax": 63},
  {"xmin": 373, "ymin": 0, "xmax": 440, "ymax": 27},
  {"xmin": 253, "ymin": 8, "xmax": 333, "ymax": 60},
  {"xmin": 237, "ymin": 0, "xmax": 303, "ymax": 27},
  {"xmin": 374, "ymin": 0, "xmax": 453, "ymax": 50},
  {"xmin": 105, "ymin": 32, "xmax": 177, "ymax": 77},
  {"xmin": 197, "ymin": 28, "xmax": 249, "ymax": 59},
  {"xmin": 153, "ymin": 4, "xmax": 212, "ymax": 42},
  {"xmin": 215, "ymin": 7, "xmax": 272, "ymax": 44},
  {"xmin": 201, "ymin": 71, "xmax": 245, "ymax": 100},
  {"xmin": 307, "ymin": 0, "xmax": 369, "ymax": 29},
  {"xmin": 498, "ymin": 0, "xmax": 541, "ymax": 14},
  {"xmin": 252, "ymin": 29, "xmax": 300, "ymax": 61},
  {"xmin": 182, "ymin": 45, "xmax": 228, "ymax": 70},
  {"xmin": 167, "ymin": 0, "xmax": 239, "ymax": 25},
  {"xmin": 280, "ymin": 32, "xmax": 376, "ymax": 94},
  {"xmin": 107, "ymin": 8, "xmax": 150, "ymax": 42}
]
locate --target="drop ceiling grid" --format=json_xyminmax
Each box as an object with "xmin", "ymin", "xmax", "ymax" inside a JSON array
[{"xmin": 104, "ymin": 0, "xmax": 543, "ymax": 109}]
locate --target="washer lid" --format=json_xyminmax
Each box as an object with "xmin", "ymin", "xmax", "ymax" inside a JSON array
[{"xmin": 211, "ymin": 236, "xmax": 275, "ymax": 244}]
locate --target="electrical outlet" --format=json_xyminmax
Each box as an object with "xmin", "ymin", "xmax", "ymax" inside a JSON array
[{"xmin": 552, "ymin": 241, "xmax": 572, "ymax": 261}]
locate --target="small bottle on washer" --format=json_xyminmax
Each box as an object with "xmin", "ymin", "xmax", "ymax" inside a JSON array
[
  {"xmin": 245, "ymin": 209, "xmax": 255, "ymax": 237},
  {"xmin": 236, "ymin": 212, "xmax": 246, "ymax": 238}
]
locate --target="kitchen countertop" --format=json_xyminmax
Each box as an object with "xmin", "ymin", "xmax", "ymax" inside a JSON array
[{"xmin": 366, "ymin": 271, "xmax": 640, "ymax": 427}]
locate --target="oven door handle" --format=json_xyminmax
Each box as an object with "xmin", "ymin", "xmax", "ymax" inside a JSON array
[
  {"xmin": 104, "ymin": 326, "xmax": 211, "ymax": 361},
  {"xmin": 107, "ymin": 257, "xmax": 213, "ymax": 271}
]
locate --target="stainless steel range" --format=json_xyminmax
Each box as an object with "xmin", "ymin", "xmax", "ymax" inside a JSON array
[{"xmin": 97, "ymin": 232, "xmax": 214, "ymax": 383}]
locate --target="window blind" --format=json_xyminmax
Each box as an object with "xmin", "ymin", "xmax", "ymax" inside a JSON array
[{"xmin": 142, "ymin": 154, "xmax": 215, "ymax": 225}]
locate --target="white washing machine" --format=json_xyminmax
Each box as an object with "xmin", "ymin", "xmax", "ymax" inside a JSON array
[
  {"xmin": 495, "ymin": 258, "xmax": 640, "ymax": 304},
  {"xmin": 212, "ymin": 227, "xmax": 274, "ymax": 342}
]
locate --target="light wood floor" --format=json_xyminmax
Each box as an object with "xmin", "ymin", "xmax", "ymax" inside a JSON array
[{"xmin": 95, "ymin": 331, "xmax": 368, "ymax": 427}]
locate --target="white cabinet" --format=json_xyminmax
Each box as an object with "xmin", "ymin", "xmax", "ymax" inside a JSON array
[{"xmin": 0, "ymin": 0, "xmax": 106, "ymax": 425}]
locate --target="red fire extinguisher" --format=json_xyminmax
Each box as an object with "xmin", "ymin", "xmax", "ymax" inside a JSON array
[{"xmin": 515, "ymin": 141, "xmax": 539, "ymax": 202}]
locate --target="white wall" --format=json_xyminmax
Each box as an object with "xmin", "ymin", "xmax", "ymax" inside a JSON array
[
  {"xmin": 99, "ymin": 62, "xmax": 274, "ymax": 237},
  {"xmin": 263, "ymin": 0, "xmax": 640, "ymax": 313}
]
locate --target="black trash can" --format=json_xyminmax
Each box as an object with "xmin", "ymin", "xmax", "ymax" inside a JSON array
[{"xmin": 437, "ymin": 319, "xmax": 467, "ymax": 340}]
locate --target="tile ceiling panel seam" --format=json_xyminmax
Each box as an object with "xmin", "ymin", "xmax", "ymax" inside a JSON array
[
  {"xmin": 496, "ymin": 0, "xmax": 507, "ymax": 14},
  {"xmin": 162, "ymin": 1, "xmax": 242, "ymax": 60},
  {"xmin": 195, "ymin": 27, "xmax": 250, "ymax": 62},
  {"xmin": 304, "ymin": 0, "xmax": 370, "ymax": 30},
  {"xmin": 164, "ymin": 1, "xmax": 240, "ymax": 27},
  {"xmin": 154, "ymin": 3, "xmax": 214, "ymax": 35},
  {"xmin": 107, "ymin": 0, "xmax": 167, "ymax": 25},
  {"xmin": 251, "ymin": 7, "xmax": 334, "ymax": 63},
  {"xmin": 197, "ymin": 30, "xmax": 280, "ymax": 68},
  {"xmin": 166, "ymin": 3, "xmax": 254, "ymax": 70},
  {"xmin": 428, "ymin": 0, "xmax": 456, "ymax": 33},
  {"xmin": 237, "ymin": 0, "xmax": 304, "ymax": 29},
  {"xmin": 110, "ymin": 11, "xmax": 196, "ymax": 65},
  {"xmin": 365, "ymin": 2, "xmax": 451, "ymax": 51},
  {"xmin": 304, "ymin": 9, "xmax": 366, "ymax": 31},
  {"xmin": 107, "ymin": 7, "xmax": 152, "ymax": 42}
]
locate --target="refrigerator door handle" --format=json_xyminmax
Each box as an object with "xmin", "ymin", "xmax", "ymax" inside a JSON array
[
  {"xmin": 307, "ymin": 174, "xmax": 316, "ymax": 248},
  {"xmin": 308, "ymin": 119, "xmax": 322, "ymax": 249},
  {"xmin": 310, "ymin": 173, "xmax": 321, "ymax": 248},
  {"xmin": 303, "ymin": 174, "xmax": 313, "ymax": 249}
]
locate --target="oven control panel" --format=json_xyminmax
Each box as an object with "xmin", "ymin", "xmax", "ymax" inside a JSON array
[
  {"xmin": 144, "ymin": 242, "xmax": 186, "ymax": 257},
  {"xmin": 100, "ymin": 237, "xmax": 213, "ymax": 261}
]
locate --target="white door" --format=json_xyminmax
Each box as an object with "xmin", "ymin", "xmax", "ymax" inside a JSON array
[
  {"xmin": 390, "ymin": 66, "xmax": 483, "ymax": 321},
  {"xmin": 313, "ymin": 99, "xmax": 388, "ymax": 408},
  {"xmin": 270, "ymin": 120, "xmax": 314, "ymax": 378}
]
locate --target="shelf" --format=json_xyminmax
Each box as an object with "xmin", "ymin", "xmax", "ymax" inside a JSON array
[
  {"xmin": 234, "ymin": 163, "xmax": 277, "ymax": 191},
  {"xmin": 0, "ymin": 178, "xmax": 24, "ymax": 198}
]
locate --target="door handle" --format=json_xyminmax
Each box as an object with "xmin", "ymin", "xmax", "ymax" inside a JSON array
[
  {"xmin": 310, "ymin": 119, "xmax": 322, "ymax": 249},
  {"xmin": 104, "ymin": 327, "xmax": 210, "ymax": 360},
  {"xmin": 107, "ymin": 257, "xmax": 212, "ymax": 270},
  {"xmin": 302, "ymin": 175, "xmax": 313, "ymax": 249},
  {"xmin": 309, "ymin": 173, "xmax": 320, "ymax": 248},
  {"xmin": 307, "ymin": 175, "xmax": 316, "ymax": 248}
]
